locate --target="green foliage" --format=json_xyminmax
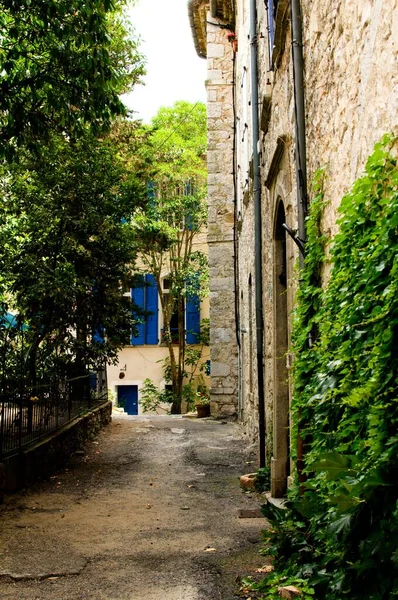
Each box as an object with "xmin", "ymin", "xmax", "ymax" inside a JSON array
[
  {"xmin": 150, "ymin": 101, "xmax": 207, "ymax": 181},
  {"xmin": 140, "ymin": 378, "xmax": 173, "ymax": 413},
  {"xmin": 258, "ymin": 136, "xmax": 398, "ymax": 599},
  {"xmin": 254, "ymin": 466, "xmax": 271, "ymax": 492},
  {"xmin": 241, "ymin": 571, "xmax": 315, "ymax": 599},
  {"xmin": 132, "ymin": 102, "xmax": 209, "ymax": 413},
  {"xmin": 139, "ymin": 320, "xmax": 210, "ymax": 415},
  {"xmin": 0, "ymin": 0, "xmax": 144, "ymax": 155},
  {"xmin": 0, "ymin": 126, "xmax": 149, "ymax": 375}
]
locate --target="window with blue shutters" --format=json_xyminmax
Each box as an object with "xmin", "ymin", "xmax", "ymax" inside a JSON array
[
  {"xmin": 130, "ymin": 274, "xmax": 159, "ymax": 345},
  {"xmin": 186, "ymin": 273, "xmax": 201, "ymax": 344},
  {"xmin": 145, "ymin": 274, "xmax": 158, "ymax": 344},
  {"xmin": 130, "ymin": 273, "xmax": 200, "ymax": 346},
  {"xmin": 186, "ymin": 294, "xmax": 200, "ymax": 344}
]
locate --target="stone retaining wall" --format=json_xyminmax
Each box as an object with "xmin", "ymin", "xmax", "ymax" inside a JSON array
[{"xmin": 0, "ymin": 401, "xmax": 112, "ymax": 496}]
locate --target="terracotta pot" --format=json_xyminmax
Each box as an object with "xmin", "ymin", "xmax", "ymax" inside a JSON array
[{"xmin": 196, "ymin": 404, "xmax": 210, "ymax": 418}]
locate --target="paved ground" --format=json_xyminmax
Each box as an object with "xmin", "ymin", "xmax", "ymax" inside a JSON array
[{"xmin": 0, "ymin": 414, "xmax": 269, "ymax": 600}]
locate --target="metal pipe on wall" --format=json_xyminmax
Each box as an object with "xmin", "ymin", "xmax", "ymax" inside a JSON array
[
  {"xmin": 291, "ymin": 0, "xmax": 307, "ymax": 485},
  {"xmin": 249, "ymin": 0, "xmax": 266, "ymax": 468},
  {"xmin": 291, "ymin": 0, "xmax": 308, "ymax": 263}
]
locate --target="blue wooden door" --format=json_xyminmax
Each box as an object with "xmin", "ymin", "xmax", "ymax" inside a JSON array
[{"xmin": 118, "ymin": 385, "xmax": 138, "ymax": 416}]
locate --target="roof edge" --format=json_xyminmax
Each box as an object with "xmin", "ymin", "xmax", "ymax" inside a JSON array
[
  {"xmin": 187, "ymin": 0, "xmax": 235, "ymax": 59},
  {"xmin": 187, "ymin": 0, "xmax": 208, "ymax": 59}
]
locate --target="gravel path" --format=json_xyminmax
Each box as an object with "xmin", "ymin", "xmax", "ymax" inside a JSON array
[{"xmin": 0, "ymin": 414, "xmax": 268, "ymax": 600}]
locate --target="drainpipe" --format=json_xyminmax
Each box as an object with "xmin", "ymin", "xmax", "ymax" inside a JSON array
[
  {"xmin": 231, "ymin": 51, "xmax": 244, "ymax": 421},
  {"xmin": 250, "ymin": 0, "xmax": 266, "ymax": 468},
  {"xmin": 291, "ymin": 0, "xmax": 307, "ymax": 267},
  {"xmin": 291, "ymin": 0, "xmax": 307, "ymax": 485}
]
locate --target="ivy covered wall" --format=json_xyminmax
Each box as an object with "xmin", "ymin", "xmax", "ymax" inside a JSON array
[{"xmin": 258, "ymin": 136, "xmax": 398, "ymax": 599}]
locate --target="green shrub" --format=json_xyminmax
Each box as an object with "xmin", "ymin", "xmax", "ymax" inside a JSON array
[{"xmin": 257, "ymin": 136, "xmax": 398, "ymax": 600}]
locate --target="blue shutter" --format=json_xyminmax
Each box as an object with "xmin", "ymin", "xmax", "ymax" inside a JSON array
[
  {"xmin": 131, "ymin": 284, "xmax": 145, "ymax": 345},
  {"xmin": 186, "ymin": 294, "xmax": 200, "ymax": 344},
  {"xmin": 145, "ymin": 274, "xmax": 158, "ymax": 345},
  {"xmin": 92, "ymin": 326, "xmax": 104, "ymax": 344}
]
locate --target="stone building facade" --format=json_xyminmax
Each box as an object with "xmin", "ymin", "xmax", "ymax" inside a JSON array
[
  {"xmin": 107, "ymin": 228, "xmax": 210, "ymax": 416},
  {"xmin": 189, "ymin": 0, "xmax": 239, "ymax": 419},
  {"xmin": 188, "ymin": 0, "xmax": 397, "ymax": 496}
]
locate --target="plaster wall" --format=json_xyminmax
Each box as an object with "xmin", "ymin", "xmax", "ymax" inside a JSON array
[
  {"xmin": 108, "ymin": 233, "xmax": 210, "ymax": 416},
  {"xmin": 108, "ymin": 336, "xmax": 210, "ymax": 416}
]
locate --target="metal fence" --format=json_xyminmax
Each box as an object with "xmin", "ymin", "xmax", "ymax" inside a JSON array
[{"xmin": 0, "ymin": 372, "xmax": 108, "ymax": 460}]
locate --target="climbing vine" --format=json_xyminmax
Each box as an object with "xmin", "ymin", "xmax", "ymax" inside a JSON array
[{"xmin": 254, "ymin": 135, "xmax": 398, "ymax": 600}]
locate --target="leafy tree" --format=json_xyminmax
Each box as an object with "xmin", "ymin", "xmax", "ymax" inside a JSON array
[
  {"xmin": 0, "ymin": 0, "xmax": 144, "ymax": 155},
  {"xmin": 132, "ymin": 101, "xmax": 208, "ymax": 413},
  {"xmin": 0, "ymin": 125, "xmax": 150, "ymax": 381}
]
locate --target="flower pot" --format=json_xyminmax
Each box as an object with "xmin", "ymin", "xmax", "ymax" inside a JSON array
[{"xmin": 196, "ymin": 404, "xmax": 210, "ymax": 418}]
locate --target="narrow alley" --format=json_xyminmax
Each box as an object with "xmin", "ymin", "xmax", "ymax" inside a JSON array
[{"xmin": 0, "ymin": 415, "xmax": 267, "ymax": 600}]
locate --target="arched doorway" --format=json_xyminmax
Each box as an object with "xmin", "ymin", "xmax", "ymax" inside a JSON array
[{"xmin": 272, "ymin": 199, "xmax": 290, "ymax": 497}]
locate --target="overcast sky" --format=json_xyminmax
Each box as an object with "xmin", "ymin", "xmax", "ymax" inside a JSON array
[{"xmin": 122, "ymin": 0, "xmax": 207, "ymax": 123}]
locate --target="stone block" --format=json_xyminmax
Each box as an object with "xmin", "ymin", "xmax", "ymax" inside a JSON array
[
  {"xmin": 211, "ymin": 278, "xmax": 235, "ymax": 292},
  {"xmin": 211, "ymin": 362, "xmax": 231, "ymax": 377},
  {"xmin": 218, "ymin": 404, "xmax": 237, "ymax": 417},
  {"xmin": 207, "ymin": 69, "xmax": 223, "ymax": 81},
  {"xmin": 211, "ymin": 387, "xmax": 236, "ymax": 396},
  {"xmin": 212, "ymin": 327, "xmax": 233, "ymax": 343},
  {"xmin": 208, "ymin": 246, "xmax": 233, "ymax": 267},
  {"xmin": 207, "ymin": 103, "xmax": 222, "ymax": 118},
  {"xmin": 207, "ymin": 43, "xmax": 225, "ymax": 58}
]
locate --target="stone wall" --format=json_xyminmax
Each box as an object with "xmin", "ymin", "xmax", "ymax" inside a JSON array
[
  {"xmin": 229, "ymin": 0, "xmax": 397, "ymax": 493},
  {"xmin": 233, "ymin": 0, "xmax": 258, "ymax": 442},
  {"xmin": 0, "ymin": 401, "xmax": 112, "ymax": 494},
  {"xmin": 206, "ymin": 16, "xmax": 239, "ymax": 418},
  {"xmin": 194, "ymin": 0, "xmax": 397, "ymax": 487},
  {"xmin": 303, "ymin": 0, "xmax": 398, "ymax": 234},
  {"xmin": 233, "ymin": 0, "xmax": 299, "ymax": 466}
]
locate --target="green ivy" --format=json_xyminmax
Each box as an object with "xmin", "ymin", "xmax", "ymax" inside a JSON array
[{"xmin": 258, "ymin": 136, "xmax": 398, "ymax": 599}]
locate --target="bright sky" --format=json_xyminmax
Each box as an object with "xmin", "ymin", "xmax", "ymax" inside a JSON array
[{"xmin": 122, "ymin": 0, "xmax": 207, "ymax": 123}]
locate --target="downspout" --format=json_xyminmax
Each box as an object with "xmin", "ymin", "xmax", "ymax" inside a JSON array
[
  {"xmin": 290, "ymin": 0, "xmax": 307, "ymax": 485},
  {"xmin": 250, "ymin": 0, "xmax": 266, "ymax": 467},
  {"xmin": 232, "ymin": 49, "xmax": 243, "ymax": 420},
  {"xmin": 291, "ymin": 0, "xmax": 307, "ymax": 266}
]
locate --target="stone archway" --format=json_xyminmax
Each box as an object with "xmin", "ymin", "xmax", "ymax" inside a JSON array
[{"xmin": 271, "ymin": 199, "xmax": 290, "ymax": 497}]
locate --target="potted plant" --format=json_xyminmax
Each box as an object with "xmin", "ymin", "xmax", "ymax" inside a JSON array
[{"xmin": 195, "ymin": 391, "xmax": 210, "ymax": 418}]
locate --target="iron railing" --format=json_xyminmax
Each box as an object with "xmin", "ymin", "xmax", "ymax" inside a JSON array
[{"xmin": 0, "ymin": 371, "xmax": 108, "ymax": 460}]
